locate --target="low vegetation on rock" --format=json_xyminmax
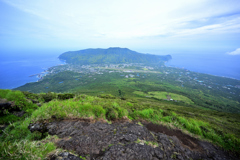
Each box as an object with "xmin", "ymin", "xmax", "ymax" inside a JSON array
[{"xmin": 0, "ymin": 89, "xmax": 240, "ymax": 159}]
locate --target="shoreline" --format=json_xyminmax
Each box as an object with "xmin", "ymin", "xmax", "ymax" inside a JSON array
[{"xmin": 165, "ymin": 63, "xmax": 240, "ymax": 81}]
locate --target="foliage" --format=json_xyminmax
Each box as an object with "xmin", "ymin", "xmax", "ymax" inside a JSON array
[
  {"xmin": 0, "ymin": 90, "xmax": 39, "ymax": 123},
  {"xmin": 0, "ymin": 89, "xmax": 11, "ymax": 98},
  {"xmin": 98, "ymin": 94, "xmax": 116, "ymax": 99},
  {"xmin": 0, "ymin": 116, "xmax": 59, "ymax": 159},
  {"xmin": 0, "ymin": 115, "xmax": 21, "ymax": 124},
  {"xmin": 15, "ymin": 66, "xmax": 239, "ymax": 113},
  {"xmin": 57, "ymin": 93, "xmax": 75, "ymax": 100},
  {"xmin": 0, "ymin": 89, "xmax": 77, "ymax": 124}
]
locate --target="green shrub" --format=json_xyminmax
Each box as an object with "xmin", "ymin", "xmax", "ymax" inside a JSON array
[
  {"xmin": 57, "ymin": 93, "xmax": 75, "ymax": 100},
  {"xmin": 137, "ymin": 109, "xmax": 154, "ymax": 119},
  {"xmin": 161, "ymin": 116, "xmax": 172, "ymax": 122},
  {"xmin": 98, "ymin": 94, "xmax": 116, "ymax": 99},
  {"xmin": 115, "ymin": 107, "xmax": 128, "ymax": 118},
  {"xmin": 1, "ymin": 119, "xmax": 30, "ymax": 142},
  {"xmin": 0, "ymin": 90, "xmax": 36, "ymax": 116},
  {"xmin": 5, "ymin": 90, "xmax": 26, "ymax": 107},
  {"xmin": 126, "ymin": 102, "xmax": 133, "ymax": 106},
  {"xmin": 22, "ymin": 91, "xmax": 39, "ymax": 101},
  {"xmin": 0, "ymin": 89, "xmax": 11, "ymax": 98},
  {"xmin": 112, "ymin": 102, "xmax": 119, "ymax": 107},
  {"xmin": 106, "ymin": 108, "xmax": 118, "ymax": 120},
  {"xmin": 222, "ymin": 133, "xmax": 240, "ymax": 151},
  {"xmin": 40, "ymin": 92, "xmax": 57, "ymax": 102},
  {"xmin": 91, "ymin": 105, "xmax": 106, "ymax": 118},
  {"xmin": 0, "ymin": 114, "xmax": 21, "ymax": 124}
]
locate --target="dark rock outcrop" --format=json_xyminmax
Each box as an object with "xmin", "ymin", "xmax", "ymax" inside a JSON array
[
  {"xmin": 28, "ymin": 122, "xmax": 48, "ymax": 133},
  {"xmin": 13, "ymin": 110, "xmax": 26, "ymax": 117},
  {"xmin": 50, "ymin": 152, "xmax": 83, "ymax": 160},
  {"xmin": 28, "ymin": 120, "xmax": 238, "ymax": 160},
  {"xmin": 0, "ymin": 99, "xmax": 21, "ymax": 116}
]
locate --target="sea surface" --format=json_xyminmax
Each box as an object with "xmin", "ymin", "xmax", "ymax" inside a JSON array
[
  {"xmin": 166, "ymin": 53, "xmax": 240, "ymax": 80},
  {"xmin": 0, "ymin": 50, "xmax": 240, "ymax": 90},
  {"xmin": 0, "ymin": 50, "xmax": 65, "ymax": 89}
]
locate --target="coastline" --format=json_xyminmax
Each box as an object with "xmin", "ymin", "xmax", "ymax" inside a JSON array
[
  {"xmin": 166, "ymin": 64, "xmax": 240, "ymax": 81},
  {"xmin": 165, "ymin": 54, "xmax": 240, "ymax": 81},
  {"xmin": 0, "ymin": 57, "xmax": 65, "ymax": 90}
]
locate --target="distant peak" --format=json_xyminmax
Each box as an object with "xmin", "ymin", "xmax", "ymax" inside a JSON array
[
  {"xmin": 59, "ymin": 48, "xmax": 172, "ymax": 65},
  {"xmin": 108, "ymin": 47, "xmax": 130, "ymax": 50}
]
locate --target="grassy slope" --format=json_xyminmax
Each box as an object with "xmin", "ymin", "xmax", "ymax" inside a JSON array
[
  {"xmin": 2, "ymin": 65, "xmax": 240, "ymax": 158},
  {"xmin": 134, "ymin": 91, "xmax": 194, "ymax": 104},
  {"xmin": 16, "ymin": 69, "xmax": 240, "ymax": 113},
  {"xmin": 1, "ymin": 92, "xmax": 240, "ymax": 159}
]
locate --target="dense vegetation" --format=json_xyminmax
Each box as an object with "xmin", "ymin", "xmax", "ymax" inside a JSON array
[
  {"xmin": 59, "ymin": 47, "xmax": 172, "ymax": 65},
  {"xmin": 0, "ymin": 89, "xmax": 74, "ymax": 124},
  {"xmin": 16, "ymin": 65, "xmax": 240, "ymax": 113}
]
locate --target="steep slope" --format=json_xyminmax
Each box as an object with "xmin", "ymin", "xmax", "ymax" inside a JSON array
[{"xmin": 58, "ymin": 47, "xmax": 172, "ymax": 65}]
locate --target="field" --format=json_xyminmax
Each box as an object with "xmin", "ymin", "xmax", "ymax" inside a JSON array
[{"xmin": 134, "ymin": 91, "xmax": 194, "ymax": 104}]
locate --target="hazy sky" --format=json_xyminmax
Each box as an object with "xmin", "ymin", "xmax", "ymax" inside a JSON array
[{"xmin": 1, "ymin": 0, "xmax": 240, "ymax": 54}]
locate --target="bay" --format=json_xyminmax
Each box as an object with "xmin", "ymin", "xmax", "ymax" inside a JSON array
[
  {"xmin": 166, "ymin": 53, "xmax": 240, "ymax": 80},
  {"xmin": 0, "ymin": 50, "xmax": 65, "ymax": 89}
]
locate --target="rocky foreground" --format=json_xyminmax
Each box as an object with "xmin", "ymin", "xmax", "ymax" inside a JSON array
[{"xmin": 28, "ymin": 119, "xmax": 238, "ymax": 160}]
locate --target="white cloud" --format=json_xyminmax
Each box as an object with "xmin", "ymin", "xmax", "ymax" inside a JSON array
[
  {"xmin": 2, "ymin": 0, "xmax": 240, "ymax": 39},
  {"xmin": 1, "ymin": 0, "xmax": 240, "ymax": 50},
  {"xmin": 227, "ymin": 48, "xmax": 240, "ymax": 55}
]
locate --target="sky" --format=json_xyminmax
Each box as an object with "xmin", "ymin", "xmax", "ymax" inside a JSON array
[{"xmin": 0, "ymin": 0, "xmax": 240, "ymax": 55}]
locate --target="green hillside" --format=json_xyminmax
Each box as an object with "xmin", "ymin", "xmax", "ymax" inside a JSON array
[
  {"xmin": 58, "ymin": 47, "xmax": 172, "ymax": 65},
  {"xmin": 16, "ymin": 64, "xmax": 240, "ymax": 113}
]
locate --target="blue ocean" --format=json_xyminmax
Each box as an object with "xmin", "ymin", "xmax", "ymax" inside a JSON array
[
  {"xmin": 0, "ymin": 49, "xmax": 65, "ymax": 89},
  {"xmin": 166, "ymin": 53, "xmax": 240, "ymax": 80},
  {"xmin": 0, "ymin": 50, "xmax": 240, "ymax": 90}
]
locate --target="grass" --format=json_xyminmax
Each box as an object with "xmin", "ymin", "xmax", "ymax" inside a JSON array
[
  {"xmin": 0, "ymin": 90, "xmax": 77, "ymax": 124},
  {"xmin": 135, "ymin": 138, "xmax": 159, "ymax": 148},
  {"xmin": 23, "ymin": 94, "xmax": 240, "ymax": 153},
  {"xmin": 1, "ymin": 62, "xmax": 240, "ymax": 159},
  {"xmin": 0, "ymin": 118, "xmax": 59, "ymax": 160},
  {"xmin": 0, "ymin": 90, "xmax": 39, "ymax": 124},
  {"xmin": 30, "ymin": 95, "xmax": 129, "ymax": 122},
  {"xmin": 30, "ymin": 99, "xmax": 106, "ymax": 121},
  {"xmin": 15, "ymin": 66, "xmax": 240, "ymax": 113},
  {"xmin": 134, "ymin": 91, "xmax": 194, "ymax": 104},
  {"xmin": 1, "ymin": 87, "xmax": 240, "ymax": 158},
  {"xmin": 0, "ymin": 134, "xmax": 58, "ymax": 159}
]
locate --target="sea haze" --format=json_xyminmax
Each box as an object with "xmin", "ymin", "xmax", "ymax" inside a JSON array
[
  {"xmin": 166, "ymin": 53, "xmax": 240, "ymax": 80},
  {"xmin": 0, "ymin": 50, "xmax": 65, "ymax": 89}
]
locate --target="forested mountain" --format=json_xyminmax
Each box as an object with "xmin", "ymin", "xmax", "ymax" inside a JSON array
[{"xmin": 58, "ymin": 47, "xmax": 172, "ymax": 65}]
